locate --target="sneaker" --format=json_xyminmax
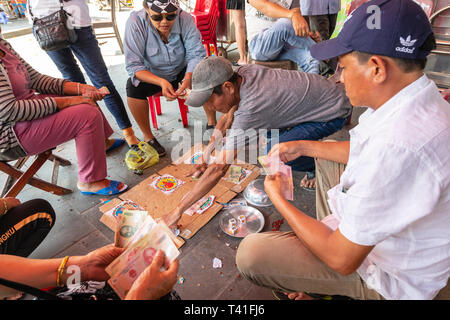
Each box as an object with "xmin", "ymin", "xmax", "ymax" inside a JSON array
[{"xmin": 147, "ymin": 138, "xmax": 166, "ymax": 157}]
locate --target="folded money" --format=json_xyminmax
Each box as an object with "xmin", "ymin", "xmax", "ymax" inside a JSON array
[
  {"xmin": 107, "ymin": 222, "xmax": 180, "ymax": 299},
  {"xmin": 258, "ymin": 155, "xmax": 294, "ymax": 201}
]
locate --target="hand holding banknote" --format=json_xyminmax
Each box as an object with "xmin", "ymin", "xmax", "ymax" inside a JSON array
[
  {"xmin": 264, "ymin": 173, "xmax": 289, "ymax": 202},
  {"xmin": 125, "ymin": 250, "xmax": 179, "ymax": 300},
  {"xmin": 268, "ymin": 141, "xmax": 304, "ymax": 164}
]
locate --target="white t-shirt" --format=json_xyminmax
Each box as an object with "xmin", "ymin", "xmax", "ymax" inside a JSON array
[
  {"xmin": 245, "ymin": 0, "xmax": 298, "ymax": 42},
  {"xmin": 324, "ymin": 75, "xmax": 450, "ymax": 300},
  {"xmin": 28, "ymin": 0, "xmax": 91, "ymax": 28}
]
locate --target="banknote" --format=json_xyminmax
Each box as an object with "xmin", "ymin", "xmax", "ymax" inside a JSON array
[
  {"xmin": 184, "ymin": 195, "xmax": 216, "ymax": 216},
  {"xmin": 114, "ymin": 210, "xmax": 148, "ymax": 248},
  {"xmin": 229, "ymin": 165, "xmax": 242, "ymax": 184},
  {"xmin": 107, "ymin": 222, "xmax": 180, "ymax": 299},
  {"xmin": 258, "ymin": 155, "xmax": 294, "ymax": 201}
]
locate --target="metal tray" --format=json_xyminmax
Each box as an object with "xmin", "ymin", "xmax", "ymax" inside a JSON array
[{"xmin": 219, "ymin": 206, "xmax": 265, "ymax": 238}]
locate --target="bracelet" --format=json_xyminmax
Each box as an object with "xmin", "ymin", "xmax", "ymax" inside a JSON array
[
  {"xmin": 56, "ymin": 256, "xmax": 70, "ymax": 287},
  {"xmin": 181, "ymin": 78, "xmax": 190, "ymax": 83},
  {"xmin": 0, "ymin": 199, "xmax": 7, "ymax": 215}
]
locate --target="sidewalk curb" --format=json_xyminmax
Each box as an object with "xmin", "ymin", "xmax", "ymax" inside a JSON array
[{"xmin": 3, "ymin": 27, "xmax": 32, "ymax": 39}]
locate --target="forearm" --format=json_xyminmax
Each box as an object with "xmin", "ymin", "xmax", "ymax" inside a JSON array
[
  {"xmin": 0, "ymin": 255, "xmax": 86, "ymax": 297},
  {"xmin": 135, "ymin": 70, "xmax": 166, "ymax": 87},
  {"xmin": 63, "ymin": 81, "xmax": 82, "ymax": 96},
  {"xmin": 300, "ymin": 140, "xmax": 350, "ymax": 164},
  {"xmin": 249, "ymin": 0, "xmax": 300, "ymax": 19},
  {"xmin": 176, "ymin": 164, "xmax": 229, "ymax": 214}
]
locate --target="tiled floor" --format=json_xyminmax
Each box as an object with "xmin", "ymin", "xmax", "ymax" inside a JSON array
[{"xmin": 1, "ymin": 9, "xmax": 363, "ymax": 300}]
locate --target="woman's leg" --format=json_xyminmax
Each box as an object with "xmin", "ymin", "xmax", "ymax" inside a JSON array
[
  {"xmin": 66, "ymin": 27, "xmax": 137, "ymax": 144},
  {"xmin": 127, "ymin": 96, "xmax": 154, "ymax": 141},
  {"xmin": 46, "ymin": 47, "xmax": 86, "ymax": 84},
  {"xmin": 0, "ymin": 199, "xmax": 55, "ymax": 257},
  {"xmin": 231, "ymin": 9, "xmax": 247, "ymax": 64},
  {"xmin": 14, "ymin": 103, "xmax": 119, "ymax": 190}
]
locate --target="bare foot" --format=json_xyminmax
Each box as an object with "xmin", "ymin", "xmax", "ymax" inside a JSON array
[
  {"xmin": 77, "ymin": 179, "xmax": 125, "ymax": 193},
  {"xmin": 237, "ymin": 59, "xmax": 247, "ymax": 65},
  {"xmin": 105, "ymin": 138, "xmax": 116, "ymax": 150},
  {"xmin": 124, "ymin": 135, "xmax": 139, "ymax": 146},
  {"xmin": 300, "ymin": 174, "xmax": 316, "ymax": 190},
  {"xmin": 287, "ymin": 292, "xmax": 314, "ymax": 300}
]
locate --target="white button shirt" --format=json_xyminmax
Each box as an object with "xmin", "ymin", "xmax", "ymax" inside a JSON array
[
  {"xmin": 325, "ymin": 75, "xmax": 450, "ymax": 300},
  {"xmin": 28, "ymin": 0, "xmax": 91, "ymax": 28}
]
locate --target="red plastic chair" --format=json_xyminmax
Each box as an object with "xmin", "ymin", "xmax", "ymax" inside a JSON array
[
  {"xmin": 148, "ymin": 92, "xmax": 189, "ymax": 129},
  {"xmin": 191, "ymin": 0, "xmax": 219, "ymax": 56}
]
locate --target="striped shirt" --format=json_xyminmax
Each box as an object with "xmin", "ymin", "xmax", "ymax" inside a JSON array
[{"xmin": 0, "ymin": 38, "xmax": 65, "ymax": 158}]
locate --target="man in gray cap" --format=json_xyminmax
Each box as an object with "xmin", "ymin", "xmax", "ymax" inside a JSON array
[{"xmin": 163, "ymin": 56, "xmax": 351, "ymax": 226}]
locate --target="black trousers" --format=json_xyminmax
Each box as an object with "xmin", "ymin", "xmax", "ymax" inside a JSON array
[{"xmin": 0, "ymin": 199, "xmax": 55, "ymax": 257}]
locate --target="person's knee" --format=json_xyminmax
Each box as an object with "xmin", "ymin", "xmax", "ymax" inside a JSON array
[
  {"xmin": 236, "ymin": 233, "xmax": 268, "ymax": 277},
  {"xmin": 22, "ymin": 199, "xmax": 56, "ymax": 225}
]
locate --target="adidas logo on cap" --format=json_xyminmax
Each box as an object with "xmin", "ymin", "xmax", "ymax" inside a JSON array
[{"xmin": 395, "ymin": 35, "xmax": 417, "ymax": 54}]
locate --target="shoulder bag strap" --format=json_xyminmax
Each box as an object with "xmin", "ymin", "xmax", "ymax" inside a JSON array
[{"xmin": 0, "ymin": 277, "xmax": 60, "ymax": 300}]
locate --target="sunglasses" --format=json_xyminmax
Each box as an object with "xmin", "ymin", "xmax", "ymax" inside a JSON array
[{"xmin": 150, "ymin": 13, "xmax": 177, "ymax": 22}]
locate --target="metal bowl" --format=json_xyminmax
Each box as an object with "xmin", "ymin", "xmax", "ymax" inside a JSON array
[
  {"xmin": 243, "ymin": 179, "xmax": 273, "ymax": 207},
  {"xmin": 219, "ymin": 206, "xmax": 265, "ymax": 238}
]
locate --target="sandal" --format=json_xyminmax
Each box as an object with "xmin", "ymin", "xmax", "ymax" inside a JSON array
[
  {"xmin": 106, "ymin": 139, "xmax": 125, "ymax": 153},
  {"xmin": 79, "ymin": 180, "xmax": 128, "ymax": 196}
]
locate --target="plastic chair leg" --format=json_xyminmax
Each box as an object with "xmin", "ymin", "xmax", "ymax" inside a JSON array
[
  {"xmin": 148, "ymin": 96, "xmax": 159, "ymax": 130},
  {"xmin": 178, "ymin": 98, "xmax": 188, "ymax": 128},
  {"xmin": 155, "ymin": 96, "xmax": 162, "ymax": 115}
]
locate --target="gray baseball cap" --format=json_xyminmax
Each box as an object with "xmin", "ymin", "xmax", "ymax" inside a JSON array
[{"xmin": 185, "ymin": 56, "xmax": 234, "ymax": 107}]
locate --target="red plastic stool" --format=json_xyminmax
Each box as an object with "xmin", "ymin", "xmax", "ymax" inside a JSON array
[{"xmin": 148, "ymin": 92, "xmax": 189, "ymax": 130}]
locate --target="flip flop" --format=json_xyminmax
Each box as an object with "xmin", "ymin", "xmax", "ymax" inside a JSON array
[
  {"xmin": 80, "ymin": 180, "xmax": 128, "ymax": 196},
  {"xmin": 106, "ymin": 139, "xmax": 125, "ymax": 153}
]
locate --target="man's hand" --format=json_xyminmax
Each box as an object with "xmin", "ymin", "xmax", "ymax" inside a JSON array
[
  {"xmin": 264, "ymin": 173, "xmax": 286, "ymax": 200},
  {"xmin": 162, "ymin": 207, "xmax": 183, "ymax": 229},
  {"xmin": 186, "ymin": 162, "xmax": 208, "ymax": 179},
  {"xmin": 125, "ymin": 250, "xmax": 179, "ymax": 300},
  {"xmin": 268, "ymin": 141, "xmax": 304, "ymax": 164},
  {"xmin": 160, "ymin": 79, "xmax": 178, "ymax": 101},
  {"xmin": 290, "ymin": 9, "xmax": 310, "ymax": 37}
]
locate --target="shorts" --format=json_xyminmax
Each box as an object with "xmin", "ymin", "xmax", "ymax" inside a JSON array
[
  {"xmin": 226, "ymin": 0, "xmax": 245, "ymax": 10},
  {"xmin": 126, "ymin": 70, "xmax": 185, "ymax": 100}
]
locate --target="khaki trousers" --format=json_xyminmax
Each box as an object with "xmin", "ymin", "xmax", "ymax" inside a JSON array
[
  {"xmin": 237, "ymin": 157, "xmax": 450, "ymax": 299},
  {"xmin": 236, "ymin": 157, "xmax": 385, "ymax": 299}
]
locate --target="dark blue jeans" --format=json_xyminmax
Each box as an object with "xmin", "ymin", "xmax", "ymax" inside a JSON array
[
  {"xmin": 46, "ymin": 26, "xmax": 132, "ymax": 130},
  {"xmin": 266, "ymin": 117, "xmax": 348, "ymax": 172}
]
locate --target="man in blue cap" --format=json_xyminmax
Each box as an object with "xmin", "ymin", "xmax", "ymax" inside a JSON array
[{"xmin": 236, "ymin": 0, "xmax": 450, "ymax": 300}]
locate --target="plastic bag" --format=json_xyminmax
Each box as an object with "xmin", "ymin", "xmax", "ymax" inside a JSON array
[{"xmin": 125, "ymin": 141, "xmax": 159, "ymax": 173}]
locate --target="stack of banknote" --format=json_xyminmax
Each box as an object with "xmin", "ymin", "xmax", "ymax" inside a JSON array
[
  {"xmin": 108, "ymin": 210, "xmax": 180, "ymax": 299},
  {"xmin": 258, "ymin": 155, "xmax": 294, "ymax": 201}
]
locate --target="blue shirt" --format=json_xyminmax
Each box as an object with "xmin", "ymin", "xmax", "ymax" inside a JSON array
[
  {"xmin": 300, "ymin": 0, "xmax": 341, "ymax": 16},
  {"xmin": 124, "ymin": 9, "xmax": 206, "ymax": 87}
]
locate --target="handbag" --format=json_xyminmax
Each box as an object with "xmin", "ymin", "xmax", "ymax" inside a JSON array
[{"xmin": 30, "ymin": 0, "xmax": 78, "ymax": 51}]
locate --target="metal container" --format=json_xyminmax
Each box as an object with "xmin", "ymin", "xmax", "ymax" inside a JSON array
[
  {"xmin": 219, "ymin": 206, "xmax": 265, "ymax": 238},
  {"xmin": 243, "ymin": 179, "xmax": 273, "ymax": 207}
]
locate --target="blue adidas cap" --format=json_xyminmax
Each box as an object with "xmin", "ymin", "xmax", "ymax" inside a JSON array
[{"xmin": 310, "ymin": 0, "xmax": 434, "ymax": 61}]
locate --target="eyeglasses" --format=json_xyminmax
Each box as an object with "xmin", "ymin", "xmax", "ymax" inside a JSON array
[{"xmin": 150, "ymin": 13, "xmax": 177, "ymax": 22}]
